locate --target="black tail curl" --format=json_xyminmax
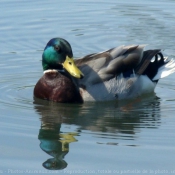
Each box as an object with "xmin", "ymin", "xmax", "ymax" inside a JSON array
[{"xmin": 135, "ymin": 50, "xmax": 166, "ymax": 81}]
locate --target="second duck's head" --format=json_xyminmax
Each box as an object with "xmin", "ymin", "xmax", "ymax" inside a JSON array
[{"xmin": 42, "ymin": 38, "xmax": 84, "ymax": 79}]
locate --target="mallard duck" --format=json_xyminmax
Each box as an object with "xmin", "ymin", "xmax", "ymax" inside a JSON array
[{"xmin": 34, "ymin": 38, "xmax": 175, "ymax": 103}]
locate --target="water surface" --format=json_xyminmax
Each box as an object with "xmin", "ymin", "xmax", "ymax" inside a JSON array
[{"xmin": 1, "ymin": 0, "xmax": 175, "ymax": 174}]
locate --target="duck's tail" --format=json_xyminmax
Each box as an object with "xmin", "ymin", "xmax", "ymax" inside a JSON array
[
  {"xmin": 152, "ymin": 58, "xmax": 175, "ymax": 81},
  {"xmin": 135, "ymin": 50, "xmax": 175, "ymax": 82}
]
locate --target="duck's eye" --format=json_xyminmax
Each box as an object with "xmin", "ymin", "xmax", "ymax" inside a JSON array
[
  {"xmin": 54, "ymin": 45, "xmax": 62, "ymax": 53},
  {"xmin": 69, "ymin": 62, "xmax": 72, "ymax": 65}
]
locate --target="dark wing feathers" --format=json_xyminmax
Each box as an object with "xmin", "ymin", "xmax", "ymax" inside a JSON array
[{"xmin": 75, "ymin": 45, "xmax": 162, "ymax": 85}]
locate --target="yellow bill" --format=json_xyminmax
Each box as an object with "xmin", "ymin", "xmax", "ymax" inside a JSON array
[{"xmin": 62, "ymin": 56, "xmax": 84, "ymax": 79}]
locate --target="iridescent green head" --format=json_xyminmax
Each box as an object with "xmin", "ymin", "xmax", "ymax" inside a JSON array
[
  {"xmin": 42, "ymin": 38, "xmax": 73, "ymax": 70},
  {"xmin": 42, "ymin": 38, "xmax": 84, "ymax": 79}
]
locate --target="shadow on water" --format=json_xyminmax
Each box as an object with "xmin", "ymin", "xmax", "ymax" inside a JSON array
[{"xmin": 33, "ymin": 93, "xmax": 161, "ymax": 170}]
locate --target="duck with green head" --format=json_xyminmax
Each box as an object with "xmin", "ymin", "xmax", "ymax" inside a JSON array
[
  {"xmin": 34, "ymin": 37, "xmax": 175, "ymax": 103},
  {"xmin": 34, "ymin": 38, "xmax": 84, "ymax": 103}
]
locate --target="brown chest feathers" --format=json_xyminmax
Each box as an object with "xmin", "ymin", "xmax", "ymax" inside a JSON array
[{"xmin": 34, "ymin": 71, "xmax": 83, "ymax": 103}]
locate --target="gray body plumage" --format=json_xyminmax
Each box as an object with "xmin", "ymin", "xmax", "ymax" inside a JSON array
[{"xmin": 74, "ymin": 44, "xmax": 175, "ymax": 101}]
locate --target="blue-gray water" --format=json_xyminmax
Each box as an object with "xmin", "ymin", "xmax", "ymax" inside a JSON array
[{"xmin": 1, "ymin": 0, "xmax": 175, "ymax": 174}]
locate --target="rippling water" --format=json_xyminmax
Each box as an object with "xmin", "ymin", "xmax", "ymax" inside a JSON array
[{"xmin": 1, "ymin": 0, "xmax": 175, "ymax": 174}]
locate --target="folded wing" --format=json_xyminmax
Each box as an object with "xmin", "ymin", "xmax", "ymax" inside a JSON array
[{"xmin": 75, "ymin": 45, "xmax": 158, "ymax": 86}]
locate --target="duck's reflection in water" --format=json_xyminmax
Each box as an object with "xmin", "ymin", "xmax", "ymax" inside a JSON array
[
  {"xmin": 34, "ymin": 93, "xmax": 161, "ymax": 170},
  {"xmin": 38, "ymin": 115, "xmax": 78, "ymax": 170}
]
